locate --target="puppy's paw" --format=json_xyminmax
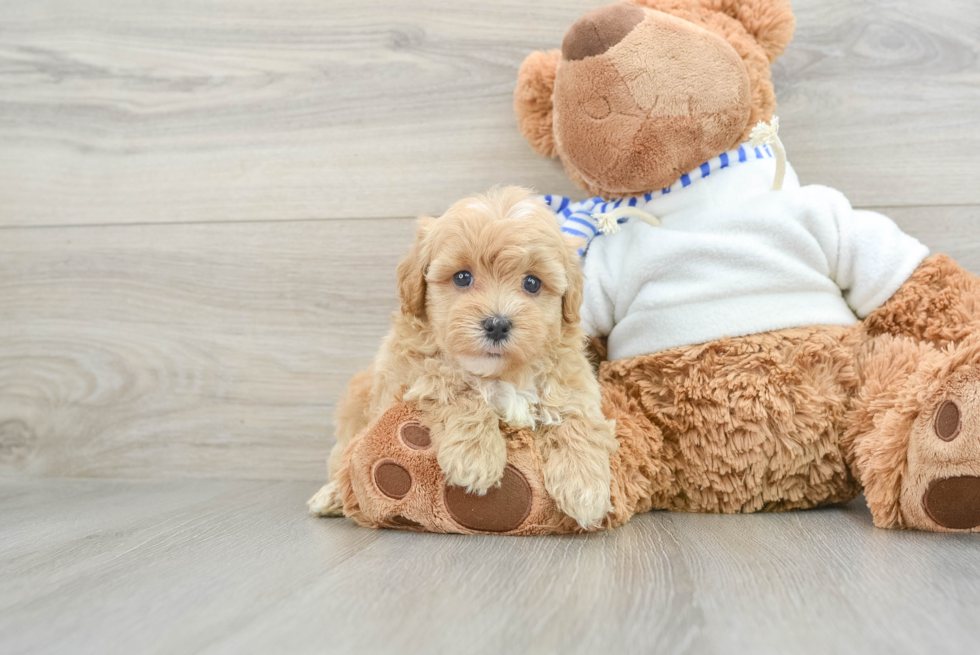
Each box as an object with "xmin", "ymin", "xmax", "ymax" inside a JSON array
[
  {"xmin": 307, "ymin": 481, "xmax": 344, "ymax": 517},
  {"xmin": 543, "ymin": 451, "xmax": 613, "ymax": 530},
  {"xmin": 437, "ymin": 432, "xmax": 507, "ymax": 495}
]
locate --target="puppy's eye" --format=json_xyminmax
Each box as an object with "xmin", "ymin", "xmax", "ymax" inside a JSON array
[
  {"xmin": 452, "ymin": 271, "xmax": 473, "ymax": 288},
  {"xmin": 522, "ymin": 275, "xmax": 541, "ymax": 294}
]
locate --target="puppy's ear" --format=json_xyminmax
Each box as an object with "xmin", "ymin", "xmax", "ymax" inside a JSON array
[
  {"xmin": 561, "ymin": 236, "xmax": 585, "ymax": 327},
  {"xmin": 396, "ymin": 216, "xmax": 435, "ymax": 319},
  {"xmin": 515, "ymin": 49, "xmax": 561, "ymax": 159}
]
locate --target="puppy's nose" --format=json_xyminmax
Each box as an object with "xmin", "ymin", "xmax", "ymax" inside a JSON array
[{"xmin": 482, "ymin": 315, "xmax": 512, "ymax": 343}]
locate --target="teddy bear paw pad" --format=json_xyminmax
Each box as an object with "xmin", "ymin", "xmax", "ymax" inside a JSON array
[
  {"xmin": 923, "ymin": 476, "xmax": 980, "ymax": 530},
  {"xmin": 374, "ymin": 461, "xmax": 413, "ymax": 499},
  {"xmin": 905, "ymin": 384, "xmax": 980, "ymax": 531},
  {"xmin": 444, "ymin": 464, "xmax": 533, "ymax": 533},
  {"xmin": 400, "ymin": 421, "xmax": 432, "ymax": 449},
  {"xmin": 346, "ymin": 405, "xmax": 557, "ymax": 534},
  {"xmin": 934, "ymin": 400, "xmax": 962, "ymax": 441}
]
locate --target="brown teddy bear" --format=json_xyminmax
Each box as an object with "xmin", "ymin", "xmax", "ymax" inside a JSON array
[{"xmin": 319, "ymin": 0, "xmax": 980, "ymax": 534}]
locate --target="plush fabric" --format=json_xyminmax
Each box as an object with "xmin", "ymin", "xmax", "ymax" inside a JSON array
[
  {"xmin": 337, "ymin": 403, "xmax": 580, "ymax": 535},
  {"xmin": 561, "ymin": 2, "xmax": 646, "ymax": 61},
  {"xmin": 599, "ymin": 324, "xmax": 862, "ymax": 514},
  {"xmin": 336, "ymin": 256, "xmax": 980, "ymax": 534},
  {"xmin": 863, "ymin": 253, "xmax": 980, "ymax": 349},
  {"xmin": 552, "ymin": 6, "xmax": 753, "ymax": 197},
  {"xmin": 327, "ymin": 1, "xmax": 980, "ymax": 535},
  {"xmin": 514, "ymin": 49, "xmax": 561, "ymax": 159},
  {"xmin": 551, "ymin": 151, "xmax": 929, "ymax": 359},
  {"xmin": 516, "ymin": 0, "xmax": 795, "ymax": 197},
  {"xmin": 542, "ymin": 140, "xmax": 777, "ymax": 253}
]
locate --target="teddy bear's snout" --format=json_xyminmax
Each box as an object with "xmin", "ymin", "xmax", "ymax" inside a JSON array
[
  {"xmin": 551, "ymin": 2, "xmax": 754, "ymax": 198},
  {"xmin": 562, "ymin": 2, "xmax": 645, "ymax": 61}
]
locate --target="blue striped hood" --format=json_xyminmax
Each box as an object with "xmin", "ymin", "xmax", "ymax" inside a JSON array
[{"xmin": 541, "ymin": 141, "xmax": 774, "ymax": 255}]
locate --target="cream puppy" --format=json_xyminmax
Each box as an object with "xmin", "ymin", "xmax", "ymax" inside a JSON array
[{"xmin": 309, "ymin": 187, "xmax": 617, "ymax": 528}]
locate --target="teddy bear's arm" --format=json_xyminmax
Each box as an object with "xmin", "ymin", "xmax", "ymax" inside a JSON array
[{"xmin": 821, "ymin": 192, "xmax": 930, "ymax": 317}]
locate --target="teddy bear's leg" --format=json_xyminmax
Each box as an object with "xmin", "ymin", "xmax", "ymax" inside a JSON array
[
  {"xmin": 330, "ymin": 397, "xmax": 670, "ymax": 535},
  {"xmin": 331, "ymin": 404, "xmax": 575, "ymax": 534},
  {"xmin": 846, "ymin": 332, "xmax": 980, "ymax": 532},
  {"xmin": 864, "ymin": 254, "xmax": 980, "ymax": 349},
  {"xmin": 599, "ymin": 326, "xmax": 861, "ymax": 515}
]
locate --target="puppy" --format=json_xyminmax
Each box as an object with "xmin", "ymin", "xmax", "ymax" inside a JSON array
[{"xmin": 309, "ymin": 187, "xmax": 617, "ymax": 528}]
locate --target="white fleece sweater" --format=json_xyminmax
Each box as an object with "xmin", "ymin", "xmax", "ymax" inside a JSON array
[{"xmin": 543, "ymin": 144, "xmax": 929, "ymax": 360}]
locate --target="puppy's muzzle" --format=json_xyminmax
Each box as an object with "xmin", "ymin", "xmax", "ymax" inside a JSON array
[{"xmin": 482, "ymin": 315, "xmax": 512, "ymax": 344}]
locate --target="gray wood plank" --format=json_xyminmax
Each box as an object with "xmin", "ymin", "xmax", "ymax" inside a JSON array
[
  {"xmin": 0, "ymin": 478, "xmax": 381, "ymax": 655},
  {"xmin": 1, "ymin": 0, "xmax": 978, "ymax": 228},
  {"xmin": 0, "ymin": 218, "xmax": 412, "ymax": 480},
  {"xmin": 1, "ymin": 478, "xmax": 979, "ymax": 655},
  {"xmin": 3, "ymin": 205, "xmax": 979, "ymax": 481},
  {"xmin": 870, "ymin": 205, "xmax": 980, "ymax": 268},
  {"xmin": 780, "ymin": 0, "xmax": 980, "ymax": 204}
]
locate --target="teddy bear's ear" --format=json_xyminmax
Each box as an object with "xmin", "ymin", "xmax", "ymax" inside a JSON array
[
  {"xmin": 701, "ymin": 0, "xmax": 796, "ymax": 62},
  {"xmin": 514, "ymin": 49, "xmax": 561, "ymax": 159}
]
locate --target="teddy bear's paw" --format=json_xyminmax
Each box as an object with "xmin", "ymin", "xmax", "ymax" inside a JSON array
[
  {"xmin": 900, "ymin": 373, "xmax": 980, "ymax": 532},
  {"xmin": 917, "ymin": 397, "xmax": 980, "ymax": 530},
  {"xmin": 307, "ymin": 480, "xmax": 344, "ymax": 517},
  {"xmin": 342, "ymin": 405, "xmax": 557, "ymax": 534}
]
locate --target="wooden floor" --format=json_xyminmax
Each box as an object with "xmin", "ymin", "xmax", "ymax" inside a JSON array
[
  {"xmin": 2, "ymin": 0, "xmax": 980, "ymax": 653},
  {"xmin": 4, "ymin": 478, "xmax": 980, "ymax": 655}
]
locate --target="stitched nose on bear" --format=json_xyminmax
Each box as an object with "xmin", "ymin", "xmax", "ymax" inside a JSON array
[{"xmin": 562, "ymin": 2, "xmax": 645, "ymax": 61}]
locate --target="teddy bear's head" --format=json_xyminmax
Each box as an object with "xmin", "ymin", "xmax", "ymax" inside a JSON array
[{"xmin": 515, "ymin": 0, "xmax": 795, "ymax": 198}]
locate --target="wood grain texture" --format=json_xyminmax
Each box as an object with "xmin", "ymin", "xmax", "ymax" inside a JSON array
[
  {"xmin": 3, "ymin": 205, "xmax": 979, "ymax": 481},
  {"xmin": 3, "ymin": 3, "xmax": 980, "ymax": 652},
  {"xmin": 868, "ymin": 205, "xmax": 980, "ymax": 269},
  {"xmin": 2, "ymin": 478, "xmax": 980, "ymax": 655},
  {"xmin": 0, "ymin": 219, "xmax": 411, "ymax": 480},
  {"xmin": 1, "ymin": 0, "xmax": 978, "ymax": 228},
  {"xmin": 779, "ymin": 0, "xmax": 980, "ymax": 204}
]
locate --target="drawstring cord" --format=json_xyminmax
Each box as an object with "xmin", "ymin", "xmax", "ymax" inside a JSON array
[
  {"xmin": 591, "ymin": 119, "xmax": 785, "ymax": 235},
  {"xmin": 592, "ymin": 207, "xmax": 661, "ymax": 235},
  {"xmin": 749, "ymin": 116, "xmax": 786, "ymax": 191}
]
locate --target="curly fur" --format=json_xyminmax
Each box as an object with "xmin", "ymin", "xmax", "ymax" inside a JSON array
[
  {"xmin": 325, "ymin": 2, "xmax": 980, "ymax": 534},
  {"xmin": 864, "ymin": 254, "xmax": 980, "ymax": 349},
  {"xmin": 601, "ymin": 325, "xmax": 862, "ymax": 514},
  {"xmin": 330, "ymin": 256, "xmax": 980, "ymax": 534},
  {"xmin": 312, "ymin": 187, "xmax": 617, "ymax": 529}
]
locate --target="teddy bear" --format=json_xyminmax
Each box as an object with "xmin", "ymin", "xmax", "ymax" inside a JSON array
[{"xmin": 317, "ymin": 0, "xmax": 980, "ymax": 534}]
